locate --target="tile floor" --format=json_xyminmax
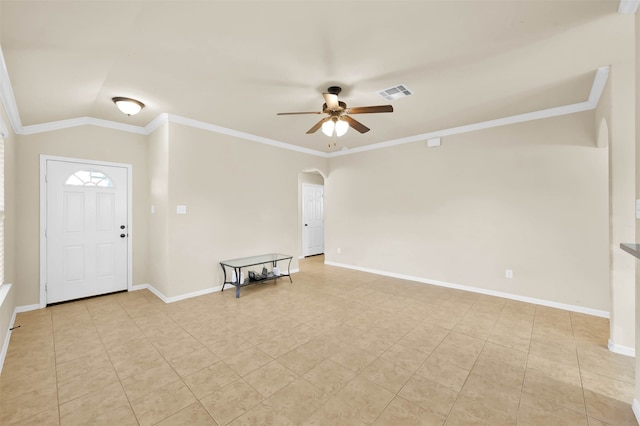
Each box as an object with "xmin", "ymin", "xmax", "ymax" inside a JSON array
[{"xmin": 0, "ymin": 255, "xmax": 636, "ymax": 425}]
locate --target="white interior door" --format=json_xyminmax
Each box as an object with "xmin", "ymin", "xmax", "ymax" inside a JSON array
[
  {"xmin": 302, "ymin": 184, "xmax": 324, "ymax": 257},
  {"xmin": 46, "ymin": 160, "xmax": 128, "ymax": 304}
]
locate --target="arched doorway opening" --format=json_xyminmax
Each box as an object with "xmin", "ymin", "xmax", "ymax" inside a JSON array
[{"xmin": 298, "ymin": 170, "xmax": 326, "ymax": 265}]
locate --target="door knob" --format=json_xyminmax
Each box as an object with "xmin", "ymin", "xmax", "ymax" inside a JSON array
[
  {"xmin": 120, "ymin": 225, "xmax": 126, "ymax": 229},
  {"xmin": 305, "ymin": 224, "xmax": 308, "ymax": 226},
  {"xmin": 120, "ymin": 234, "xmax": 126, "ymax": 238}
]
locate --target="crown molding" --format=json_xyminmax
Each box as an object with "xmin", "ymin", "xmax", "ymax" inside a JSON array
[
  {"xmin": 0, "ymin": 42, "xmax": 609, "ymax": 159},
  {"xmin": 619, "ymin": 0, "xmax": 640, "ymax": 14},
  {"xmin": 166, "ymin": 114, "xmax": 330, "ymax": 157},
  {"xmin": 20, "ymin": 116, "xmax": 147, "ymax": 135},
  {"xmin": 0, "ymin": 46, "xmax": 22, "ymax": 135},
  {"xmin": 329, "ymin": 66, "xmax": 609, "ymax": 158}
]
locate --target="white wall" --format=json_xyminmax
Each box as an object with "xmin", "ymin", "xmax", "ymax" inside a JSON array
[{"xmin": 326, "ymin": 111, "xmax": 610, "ymax": 311}]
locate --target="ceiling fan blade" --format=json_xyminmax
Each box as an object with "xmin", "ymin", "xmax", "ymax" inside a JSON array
[
  {"xmin": 277, "ymin": 111, "xmax": 322, "ymax": 115},
  {"xmin": 323, "ymin": 93, "xmax": 339, "ymax": 110},
  {"xmin": 347, "ymin": 105, "xmax": 394, "ymax": 114},
  {"xmin": 306, "ymin": 117, "xmax": 330, "ymax": 134},
  {"xmin": 343, "ymin": 115, "xmax": 370, "ymax": 134}
]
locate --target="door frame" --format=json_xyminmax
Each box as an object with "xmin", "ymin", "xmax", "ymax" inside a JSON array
[
  {"xmin": 301, "ymin": 183, "xmax": 324, "ymax": 257},
  {"xmin": 39, "ymin": 155, "xmax": 133, "ymax": 308}
]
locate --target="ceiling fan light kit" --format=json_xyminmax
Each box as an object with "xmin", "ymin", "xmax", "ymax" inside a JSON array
[
  {"xmin": 277, "ymin": 86, "xmax": 394, "ymax": 141},
  {"xmin": 321, "ymin": 117, "xmax": 349, "ymax": 137},
  {"xmin": 112, "ymin": 97, "xmax": 145, "ymax": 116}
]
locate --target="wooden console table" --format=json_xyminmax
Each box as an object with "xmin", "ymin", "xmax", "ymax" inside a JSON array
[{"xmin": 220, "ymin": 253, "xmax": 293, "ymax": 298}]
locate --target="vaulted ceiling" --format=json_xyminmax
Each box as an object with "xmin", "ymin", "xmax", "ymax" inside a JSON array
[{"xmin": 0, "ymin": 1, "xmax": 632, "ymax": 153}]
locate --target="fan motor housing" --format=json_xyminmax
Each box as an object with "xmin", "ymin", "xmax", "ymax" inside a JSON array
[{"xmin": 323, "ymin": 101, "xmax": 347, "ymax": 114}]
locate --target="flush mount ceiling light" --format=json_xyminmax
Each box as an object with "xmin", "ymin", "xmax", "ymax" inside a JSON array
[{"xmin": 112, "ymin": 97, "xmax": 145, "ymax": 116}]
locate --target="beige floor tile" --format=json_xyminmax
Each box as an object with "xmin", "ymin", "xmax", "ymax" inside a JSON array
[
  {"xmin": 107, "ymin": 338, "xmax": 168, "ymax": 380},
  {"xmin": 396, "ymin": 324, "xmax": 449, "ymax": 355},
  {"xmin": 263, "ymin": 378, "xmax": 330, "ymax": 424},
  {"xmin": 0, "ymin": 384, "xmax": 58, "ymax": 425},
  {"xmin": 183, "ymin": 362, "xmax": 241, "ymax": 399},
  {"xmin": 0, "ymin": 367, "xmax": 57, "ymax": 400},
  {"xmin": 130, "ymin": 380, "xmax": 196, "ymax": 426},
  {"xmin": 59, "ymin": 382, "xmax": 137, "ymax": 426},
  {"xmin": 121, "ymin": 361, "xmax": 181, "ymax": 401},
  {"xmin": 155, "ymin": 402, "xmax": 217, "ymax": 425},
  {"xmin": 581, "ymin": 370, "xmax": 634, "ymax": 403},
  {"xmin": 278, "ymin": 343, "xmax": 328, "ymax": 375},
  {"xmin": 54, "ymin": 336, "xmax": 106, "ymax": 365},
  {"xmin": 459, "ymin": 374, "xmax": 519, "ymax": 418},
  {"xmin": 303, "ymin": 359, "xmax": 356, "ymax": 394},
  {"xmin": 57, "ymin": 364, "xmax": 120, "ymax": 403},
  {"xmin": 373, "ymin": 395, "xmax": 446, "ymax": 425},
  {"xmin": 526, "ymin": 352, "xmax": 582, "ymax": 387},
  {"xmin": 16, "ymin": 406, "xmax": 60, "ymax": 426},
  {"xmin": 398, "ymin": 374, "xmax": 458, "ymax": 418},
  {"xmin": 415, "ymin": 356, "xmax": 470, "ymax": 392},
  {"xmin": 359, "ymin": 356, "xmax": 414, "ymax": 393},
  {"xmin": 447, "ymin": 394, "xmax": 516, "ymax": 425},
  {"xmin": 518, "ymin": 391, "xmax": 588, "ymax": 426},
  {"xmin": 586, "ymin": 417, "xmax": 614, "ymax": 426},
  {"xmin": 206, "ymin": 334, "xmax": 254, "ymax": 359},
  {"xmin": 224, "ymin": 347, "xmax": 274, "ymax": 377},
  {"xmin": 243, "ymin": 360, "xmax": 298, "ymax": 398},
  {"xmin": 228, "ymin": 402, "xmax": 294, "ymax": 426},
  {"xmin": 330, "ymin": 343, "xmax": 378, "ymax": 373},
  {"xmin": 306, "ymin": 376, "xmax": 393, "ymax": 425},
  {"xmin": 168, "ymin": 347, "xmax": 220, "ymax": 377},
  {"xmin": 522, "ymin": 368, "xmax": 586, "ymax": 414},
  {"xmin": 55, "ymin": 350, "xmax": 112, "ymax": 383},
  {"xmin": 380, "ymin": 343, "xmax": 430, "ymax": 372},
  {"xmin": 200, "ymin": 379, "xmax": 264, "ymax": 425},
  {"xmin": 471, "ymin": 360, "xmax": 524, "ymax": 389},
  {"xmin": 529, "ymin": 339, "xmax": 578, "ymax": 368},
  {"xmin": 476, "ymin": 341, "xmax": 527, "ymax": 368},
  {"xmin": 429, "ymin": 340, "xmax": 482, "ymax": 371},
  {"xmin": 0, "ymin": 257, "xmax": 633, "ymax": 426}
]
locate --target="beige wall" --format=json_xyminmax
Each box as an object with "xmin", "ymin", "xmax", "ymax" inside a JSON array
[
  {"xmin": 15, "ymin": 126, "xmax": 149, "ymax": 306},
  {"xmin": 326, "ymin": 111, "xmax": 610, "ymax": 311},
  {"xmin": 148, "ymin": 123, "xmax": 328, "ymax": 299}
]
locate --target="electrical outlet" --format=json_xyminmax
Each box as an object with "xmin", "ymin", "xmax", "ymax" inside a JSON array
[
  {"xmin": 337, "ymin": 248, "xmax": 342, "ymax": 254},
  {"xmin": 505, "ymin": 269, "xmax": 513, "ymax": 279}
]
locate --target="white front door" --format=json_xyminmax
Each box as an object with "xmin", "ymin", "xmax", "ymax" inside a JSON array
[
  {"xmin": 302, "ymin": 184, "xmax": 324, "ymax": 257},
  {"xmin": 45, "ymin": 159, "xmax": 129, "ymax": 304}
]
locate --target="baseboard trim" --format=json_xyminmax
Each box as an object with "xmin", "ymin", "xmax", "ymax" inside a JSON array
[
  {"xmin": 131, "ymin": 271, "xmax": 299, "ymax": 304},
  {"xmin": 131, "ymin": 283, "xmax": 254, "ymax": 303},
  {"xmin": 324, "ymin": 261, "xmax": 610, "ymax": 319},
  {"xmin": 633, "ymin": 398, "xmax": 640, "ymax": 424},
  {"xmin": 608, "ymin": 339, "xmax": 635, "ymax": 357},
  {"xmin": 15, "ymin": 304, "xmax": 41, "ymax": 314},
  {"xmin": 0, "ymin": 306, "xmax": 17, "ymax": 375}
]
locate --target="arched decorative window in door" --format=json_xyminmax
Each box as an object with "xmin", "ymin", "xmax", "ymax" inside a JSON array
[{"xmin": 65, "ymin": 170, "xmax": 114, "ymax": 187}]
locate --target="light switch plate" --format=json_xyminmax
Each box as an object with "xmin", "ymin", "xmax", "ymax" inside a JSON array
[{"xmin": 176, "ymin": 205, "xmax": 187, "ymax": 214}]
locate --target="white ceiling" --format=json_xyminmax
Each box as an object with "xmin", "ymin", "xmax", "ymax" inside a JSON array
[{"xmin": 0, "ymin": 1, "xmax": 631, "ymax": 153}]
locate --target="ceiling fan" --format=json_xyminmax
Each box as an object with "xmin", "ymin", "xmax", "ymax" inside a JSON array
[{"xmin": 277, "ymin": 86, "xmax": 393, "ymax": 138}]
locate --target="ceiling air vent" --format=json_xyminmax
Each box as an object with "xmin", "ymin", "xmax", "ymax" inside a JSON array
[{"xmin": 378, "ymin": 84, "xmax": 413, "ymax": 101}]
